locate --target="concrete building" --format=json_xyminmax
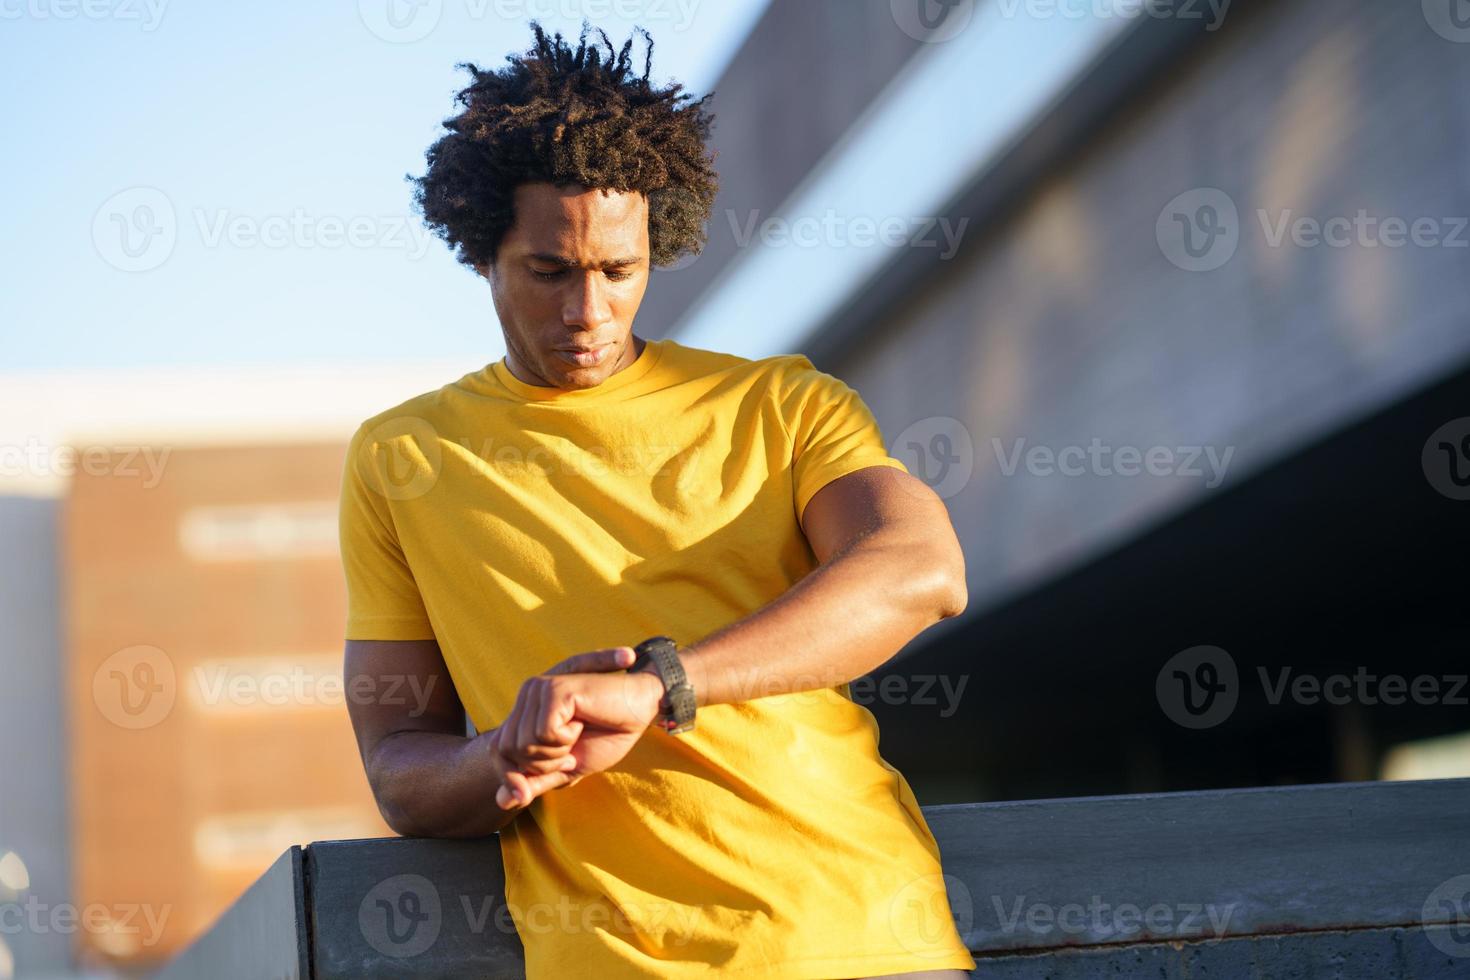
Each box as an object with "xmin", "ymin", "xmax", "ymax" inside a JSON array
[{"xmin": 644, "ymin": 0, "xmax": 1470, "ymax": 800}]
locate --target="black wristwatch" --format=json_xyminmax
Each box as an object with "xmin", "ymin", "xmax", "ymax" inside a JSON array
[{"xmin": 629, "ymin": 635, "xmax": 697, "ymax": 735}]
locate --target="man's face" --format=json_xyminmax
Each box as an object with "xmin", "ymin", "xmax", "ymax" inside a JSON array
[{"xmin": 481, "ymin": 182, "xmax": 650, "ymax": 390}]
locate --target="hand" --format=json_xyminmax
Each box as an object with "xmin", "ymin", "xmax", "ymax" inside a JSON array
[{"xmin": 489, "ymin": 646, "xmax": 663, "ymax": 809}]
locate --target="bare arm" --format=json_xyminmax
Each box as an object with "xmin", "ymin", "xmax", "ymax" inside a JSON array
[
  {"xmin": 345, "ymin": 638, "xmax": 517, "ymax": 838},
  {"xmin": 678, "ymin": 466, "xmax": 968, "ymax": 706},
  {"xmin": 345, "ymin": 638, "xmax": 643, "ymax": 838}
]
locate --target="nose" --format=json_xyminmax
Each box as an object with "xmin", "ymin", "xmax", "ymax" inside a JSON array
[{"xmin": 561, "ymin": 270, "xmax": 613, "ymax": 333}]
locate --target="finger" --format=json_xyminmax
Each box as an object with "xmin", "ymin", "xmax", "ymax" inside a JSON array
[
  {"xmin": 515, "ymin": 680, "xmax": 560, "ymax": 765},
  {"xmin": 534, "ymin": 682, "xmax": 579, "ymax": 748},
  {"xmin": 496, "ymin": 769, "xmax": 533, "ymax": 810},
  {"xmin": 544, "ymin": 646, "xmax": 636, "ymax": 676},
  {"xmin": 496, "ymin": 687, "xmax": 559, "ymax": 774},
  {"xmin": 494, "ymin": 765, "xmax": 576, "ymax": 810}
]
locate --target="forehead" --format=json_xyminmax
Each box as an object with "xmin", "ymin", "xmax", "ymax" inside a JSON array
[{"xmin": 505, "ymin": 182, "xmax": 648, "ymax": 255}]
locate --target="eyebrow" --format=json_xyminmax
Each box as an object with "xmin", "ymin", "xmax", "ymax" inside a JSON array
[{"xmin": 527, "ymin": 252, "xmax": 644, "ymax": 269}]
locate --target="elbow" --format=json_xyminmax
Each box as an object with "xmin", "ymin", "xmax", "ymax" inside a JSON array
[
  {"xmin": 935, "ymin": 568, "xmax": 969, "ymax": 620},
  {"xmin": 369, "ymin": 777, "xmax": 424, "ymax": 838},
  {"xmin": 913, "ymin": 539, "xmax": 968, "ymax": 622},
  {"xmin": 934, "ymin": 533, "xmax": 969, "ymax": 620}
]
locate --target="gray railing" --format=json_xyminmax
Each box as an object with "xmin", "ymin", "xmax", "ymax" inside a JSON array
[{"xmin": 156, "ymin": 778, "xmax": 1470, "ymax": 978}]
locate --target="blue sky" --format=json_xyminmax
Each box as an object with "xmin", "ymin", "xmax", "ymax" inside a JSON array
[{"xmin": 0, "ymin": 0, "xmax": 769, "ymax": 373}]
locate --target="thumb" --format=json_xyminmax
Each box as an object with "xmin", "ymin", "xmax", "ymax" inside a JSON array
[
  {"xmin": 495, "ymin": 762, "xmax": 576, "ymax": 810},
  {"xmin": 545, "ymin": 646, "xmax": 636, "ymax": 676}
]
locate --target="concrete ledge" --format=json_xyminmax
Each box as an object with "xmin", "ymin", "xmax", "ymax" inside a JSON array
[{"xmin": 155, "ymin": 778, "xmax": 1470, "ymax": 978}]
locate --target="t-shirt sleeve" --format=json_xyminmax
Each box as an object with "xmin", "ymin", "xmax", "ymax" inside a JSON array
[
  {"xmin": 778, "ymin": 356, "xmax": 910, "ymax": 522},
  {"xmin": 338, "ymin": 422, "xmax": 437, "ymax": 641}
]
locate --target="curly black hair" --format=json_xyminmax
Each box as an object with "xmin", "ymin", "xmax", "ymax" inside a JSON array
[{"xmin": 408, "ymin": 21, "xmax": 720, "ymax": 272}]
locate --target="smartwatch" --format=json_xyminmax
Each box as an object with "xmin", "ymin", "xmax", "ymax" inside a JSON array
[{"xmin": 629, "ymin": 635, "xmax": 697, "ymax": 735}]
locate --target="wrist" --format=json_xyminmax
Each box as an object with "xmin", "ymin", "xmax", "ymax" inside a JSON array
[
  {"xmin": 628, "ymin": 636, "xmax": 698, "ymax": 734},
  {"xmin": 465, "ymin": 727, "xmax": 507, "ymax": 782}
]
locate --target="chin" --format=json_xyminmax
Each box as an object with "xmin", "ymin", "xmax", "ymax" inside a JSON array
[{"xmin": 549, "ymin": 361, "xmax": 609, "ymax": 389}]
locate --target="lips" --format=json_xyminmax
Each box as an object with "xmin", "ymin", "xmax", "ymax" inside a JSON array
[{"xmin": 553, "ymin": 344, "xmax": 611, "ymax": 367}]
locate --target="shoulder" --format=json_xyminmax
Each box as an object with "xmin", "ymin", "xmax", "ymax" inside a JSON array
[
  {"xmin": 348, "ymin": 370, "xmax": 482, "ymax": 452},
  {"xmin": 659, "ymin": 338, "xmax": 821, "ymax": 393}
]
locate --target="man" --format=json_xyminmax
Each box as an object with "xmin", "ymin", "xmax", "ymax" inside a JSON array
[{"xmin": 341, "ymin": 23, "xmax": 976, "ymax": 979}]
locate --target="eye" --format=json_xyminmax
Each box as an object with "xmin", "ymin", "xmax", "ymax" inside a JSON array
[
  {"xmin": 605, "ymin": 270, "xmax": 633, "ymax": 282},
  {"xmin": 531, "ymin": 268, "xmax": 563, "ymax": 281}
]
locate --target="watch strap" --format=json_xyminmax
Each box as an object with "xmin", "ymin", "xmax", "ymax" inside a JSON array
[{"xmin": 631, "ymin": 635, "xmax": 696, "ymax": 734}]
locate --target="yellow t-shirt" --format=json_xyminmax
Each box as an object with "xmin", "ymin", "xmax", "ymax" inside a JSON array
[{"xmin": 338, "ymin": 337, "xmax": 976, "ymax": 978}]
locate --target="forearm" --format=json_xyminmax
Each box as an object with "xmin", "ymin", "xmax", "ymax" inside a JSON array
[
  {"xmin": 366, "ymin": 728, "xmax": 514, "ymax": 839},
  {"xmin": 679, "ymin": 529, "xmax": 968, "ymax": 707}
]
